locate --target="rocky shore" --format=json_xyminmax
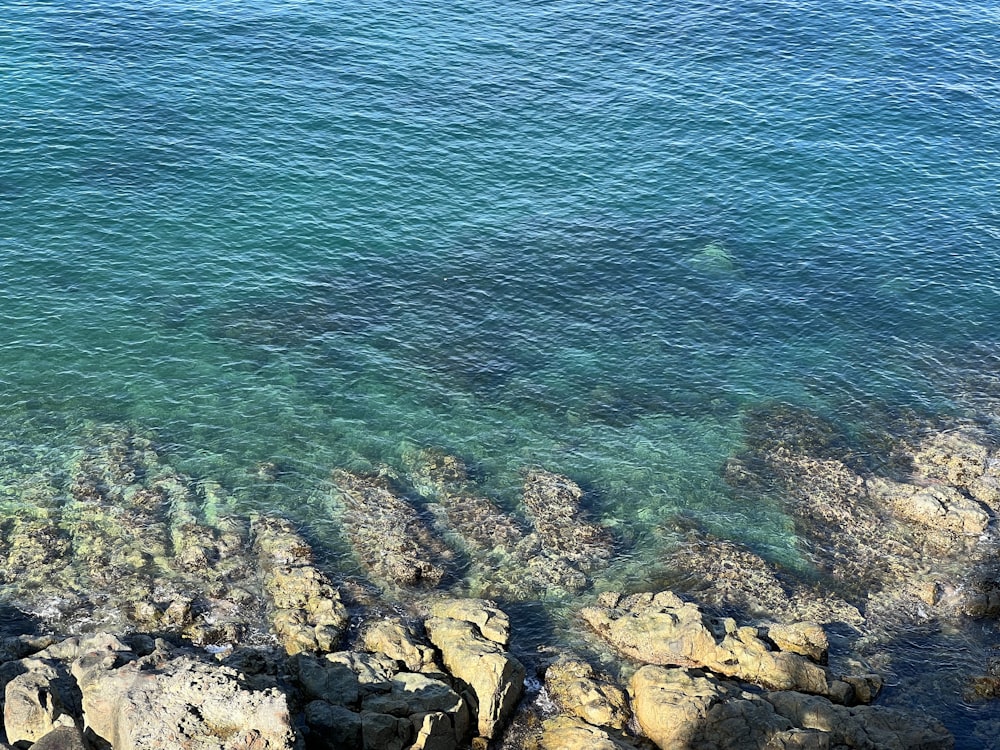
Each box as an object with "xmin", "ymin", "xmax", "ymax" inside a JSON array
[{"xmin": 0, "ymin": 410, "xmax": 998, "ymax": 748}]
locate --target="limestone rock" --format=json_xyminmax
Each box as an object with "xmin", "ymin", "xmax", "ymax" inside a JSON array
[
  {"xmin": 72, "ymin": 645, "xmax": 296, "ymax": 750},
  {"xmin": 428, "ymin": 598, "xmax": 512, "ymax": 645},
  {"xmin": 534, "ymin": 715, "xmax": 637, "ymax": 750},
  {"xmin": 910, "ymin": 431, "xmax": 989, "ymax": 491},
  {"xmin": 333, "ymin": 469, "xmax": 454, "ymax": 587},
  {"xmin": 360, "ymin": 710, "xmax": 413, "ymax": 750},
  {"xmin": 424, "ymin": 600, "xmax": 525, "ymax": 740},
  {"xmin": 363, "ymin": 617, "xmax": 439, "ymax": 673},
  {"xmin": 3, "ymin": 668, "xmax": 67, "ymax": 745},
  {"xmin": 293, "ymin": 653, "xmax": 361, "ymax": 705},
  {"xmin": 304, "ymin": 700, "xmax": 362, "ymax": 748},
  {"xmin": 582, "ymin": 591, "xmax": 832, "ymax": 695},
  {"xmin": 766, "ymin": 690, "xmax": 954, "ymax": 750},
  {"xmin": 543, "ymin": 655, "xmax": 629, "ymax": 730},
  {"xmin": 627, "ymin": 667, "xmax": 796, "ymax": 749},
  {"xmin": 867, "ymin": 478, "xmax": 989, "ymax": 537},
  {"xmin": 361, "ymin": 671, "xmax": 470, "ymax": 745},
  {"xmin": 29, "ymin": 722, "xmax": 87, "ymax": 750},
  {"xmin": 766, "ymin": 622, "xmax": 828, "ymax": 664},
  {"xmin": 253, "ymin": 514, "xmax": 349, "ymax": 654},
  {"xmin": 412, "ymin": 711, "xmax": 460, "ymax": 750}
]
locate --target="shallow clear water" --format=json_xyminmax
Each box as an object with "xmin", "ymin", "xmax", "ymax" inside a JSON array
[{"xmin": 2, "ymin": 0, "xmax": 1000, "ymax": 743}]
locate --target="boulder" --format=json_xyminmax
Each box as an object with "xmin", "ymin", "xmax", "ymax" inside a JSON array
[
  {"xmin": 629, "ymin": 666, "xmax": 946, "ymax": 750},
  {"xmin": 543, "ymin": 655, "xmax": 630, "ymax": 730},
  {"xmin": 867, "ymin": 478, "xmax": 989, "ymax": 538},
  {"xmin": 28, "ymin": 722, "xmax": 87, "ymax": 750},
  {"xmin": 424, "ymin": 599, "xmax": 525, "ymax": 741},
  {"xmin": 72, "ymin": 645, "xmax": 296, "ymax": 750},
  {"xmin": 581, "ymin": 591, "xmax": 832, "ymax": 695},
  {"xmin": 363, "ymin": 617, "xmax": 440, "ymax": 674},
  {"xmin": 628, "ymin": 666, "xmax": 817, "ymax": 749},
  {"xmin": 534, "ymin": 715, "xmax": 637, "ymax": 750},
  {"xmin": 765, "ymin": 690, "xmax": 954, "ymax": 749},
  {"xmin": 3, "ymin": 667, "xmax": 67, "ymax": 745},
  {"xmin": 766, "ymin": 622, "xmax": 828, "ymax": 664},
  {"xmin": 361, "ymin": 671, "xmax": 470, "ymax": 745},
  {"xmin": 304, "ymin": 701, "xmax": 362, "ymax": 749}
]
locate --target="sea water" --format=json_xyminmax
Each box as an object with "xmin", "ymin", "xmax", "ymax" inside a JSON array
[{"xmin": 2, "ymin": 0, "xmax": 999, "ymax": 744}]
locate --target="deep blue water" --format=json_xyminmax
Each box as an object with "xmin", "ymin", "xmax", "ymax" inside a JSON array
[{"xmin": 2, "ymin": 0, "xmax": 1000, "ymax": 742}]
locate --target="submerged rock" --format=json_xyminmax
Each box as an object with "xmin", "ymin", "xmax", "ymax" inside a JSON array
[
  {"xmin": 404, "ymin": 450, "xmax": 616, "ymax": 599},
  {"xmin": 332, "ymin": 469, "xmax": 455, "ymax": 588},
  {"xmin": 668, "ymin": 527, "xmax": 864, "ymax": 628},
  {"xmin": 520, "ymin": 468, "xmax": 614, "ymax": 573},
  {"xmin": 252, "ymin": 515, "xmax": 349, "ymax": 655},
  {"xmin": 0, "ymin": 426, "xmax": 260, "ymax": 642},
  {"xmin": 725, "ymin": 421, "xmax": 1000, "ymax": 630}
]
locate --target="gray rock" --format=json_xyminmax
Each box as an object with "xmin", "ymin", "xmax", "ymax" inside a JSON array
[
  {"xmin": 304, "ymin": 701, "xmax": 363, "ymax": 749},
  {"xmin": 28, "ymin": 722, "xmax": 87, "ymax": 750},
  {"xmin": 72, "ymin": 648, "xmax": 296, "ymax": 750}
]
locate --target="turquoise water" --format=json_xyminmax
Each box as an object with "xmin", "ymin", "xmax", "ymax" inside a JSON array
[{"xmin": 2, "ymin": 0, "xmax": 999, "ymax": 740}]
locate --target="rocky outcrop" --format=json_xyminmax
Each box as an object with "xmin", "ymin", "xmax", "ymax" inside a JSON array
[
  {"xmin": 252, "ymin": 515, "xmax": 349, "ymax": 655},
  {"xmin": 295, "ymin": 647, "xmax": 471, "ymax": 750},
  {"xmin": 424, "ymin": 598, "xmax": 526, "ymax": 742},
  {"xmin": 542, "ymin": 654, "xmax": 630, "ymax": 730},
  {"xmin": 629, "ymin": 665, "xmax": 953, "ymax": 750},
  {"xmin": 724, "ymin": 413, "xmax": 1000, "ymax": 630},
  {"xmin": 531, "ymin": 716, "xmax": 636, "ymax": 750},
  {"xmin": 362, "ymin": 617, "xmax": 440, "ymax": 674},
  {"xmin": 332, "ymin": 469, "xmax": 455, "ymax": 588},
  {"xmin": 73, "ymin": 645, "xmax": 296, "ymax": 750},
  {"xmin": 581, "ymin": 591, "xmax": 837, "ymax": 697}
]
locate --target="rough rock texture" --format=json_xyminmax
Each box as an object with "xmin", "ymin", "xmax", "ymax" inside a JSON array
[
  {"xmin": 72, "ymin": 643, "xmax": 296, "ymax": 750},
  {"xmin": 543, "ymin": 654, "xmax": 630, "ymax": 730},
  {"xmin": 252, "ymin": 515, "xmax": 349, "ymax": 654},
  {"xmin": 408, "ymin": 448, "xmax": 525, "ymax": 553},
  {"xmin": 424, "ymin": 598, "xmax": 526, "ymax": 741},
  {"xmin": 332, "ymin": 469, "xmax": 455, "ymax": 587},
  {"xmin": 531, "ymin": 716, "xmax": 637, "ymax": 750},
  {"xmin": 404, "ymin": 450, "xmax": 617, "ymax": 599},
  {"xmin": 0, "ymin": 426, "xmax": 262, "ymax": 642},
  {"xmin": 668, "ymin": 528, "xmax": 865, "ymax": 628},
  {"xmin": 297, "ymin": 647, "xmax": 471, "ymax": 750},
  {"xmin": 765, "ymin": 690, "xmax": 954, "ymax": 750},
  {"xmin": 581, "ymin": 591, "xmax": 834, "ymax": 696},
  {"xmin": 724, "ymin": 413, "xmax": 1000, "ymax": 630},
  {"xmin": 766, "ymin": 623, "xmax": 828, "ymax": 664},
  {"xmin": 362, "ymin": 617, "xmax": 440, "ymax": 674},
  {"xmin": 520, "ymin": 468, "xmax": 614, "ymax": 573},
  {"xmin": 630, "ymin": 665, "xmax": 953, "ymax": 750},
  {"xmin": 29, "ymin": 723, "xmax": 88, "ymax": 750}
]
